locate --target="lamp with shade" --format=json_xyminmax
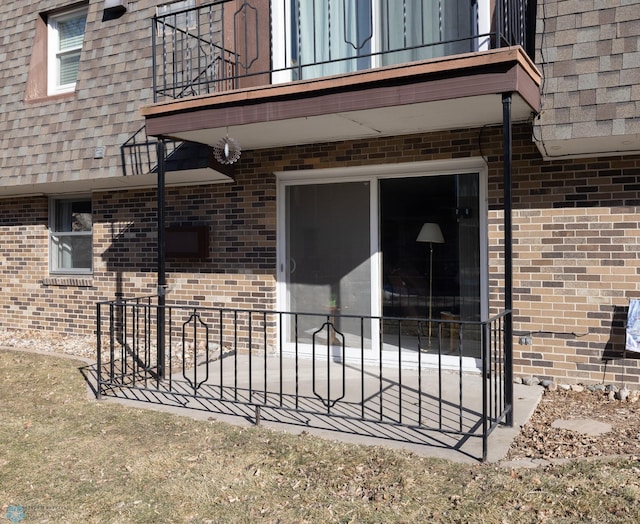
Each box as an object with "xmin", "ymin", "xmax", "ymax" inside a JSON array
[{"xmin": 416, "ymin": 223, "xmax": 444, "ymax": 347}]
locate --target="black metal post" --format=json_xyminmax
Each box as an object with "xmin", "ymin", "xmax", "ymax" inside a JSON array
[
  {"xmin": 481, "ymin": 320, "xmax": 489, "ymax": 461},
  {"xmin": 152, "ymin": 15, "xmax": 158, "ymax": 103},
  {"xmin": 96, "ymin": 302, "xmax": 102, "ymax": 399},
  {"xmin": 502, "ymin": 93, "xmax": 514, "ymax": 426},
  {"xmin": 157, "ymin": 138, "xmax": 167, "ymax": 378}
]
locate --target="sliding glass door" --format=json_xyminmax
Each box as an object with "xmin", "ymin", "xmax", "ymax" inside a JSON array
[
  {"xmin": 280, "ymin": 167, "xmax": 485, "ymax": 364},
  {"xmin": 288, "ymin": 0, "xmax": 478, "ymax": 80},
  {"xmin": 380, "ymin": 174, "xmax": 482, "ymax": 358}
]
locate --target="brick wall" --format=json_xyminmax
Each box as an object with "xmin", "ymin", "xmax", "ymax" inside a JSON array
[
  {"xmin": 2, "ymin": 124, "xmax": 640, "ymax": 385},
  {"xmin": 92, "ymin": 177, "xmax": 278, "ymax": 310},
  {"xmin": 490, "ymin": 126, "xmax": 640, "ymax": 385}
]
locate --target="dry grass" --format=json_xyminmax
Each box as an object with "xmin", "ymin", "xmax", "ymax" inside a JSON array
[{"xmin": 1, "ymin": 349, "xmax": 640, "ymax": 523}]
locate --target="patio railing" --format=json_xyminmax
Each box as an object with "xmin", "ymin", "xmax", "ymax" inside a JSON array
[
  {"xmin": 152, "ymin": 0, "xmax": 537, "ymax": 102},
  {"xmin": 96, "ymin": 296, "xmax": 512, "ymax": 461}
]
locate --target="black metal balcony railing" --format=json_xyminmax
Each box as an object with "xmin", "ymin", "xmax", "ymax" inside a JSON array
[
  {"xmin": 152, "ymin": 0, "xmax": 537, "ymax": 102},
  {"xmin": 96, "ymin": 296, "xmax": 512, "ymax": 461},
  {"xmin": 120, "ymin": 126, "xmax": 175, "ymax": 177}
]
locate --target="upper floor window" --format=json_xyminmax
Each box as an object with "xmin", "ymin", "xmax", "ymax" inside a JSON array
[
  {"xmin": 49, "ymin": 198, "xmax": 93, "ymax": 274},
  {"xmin": 157, "ymin": 0, "xmax": 197, "ymax": 30},
  {"xmin": 47, "ymin": 7, "xmax": 88, "ymax": 95}
]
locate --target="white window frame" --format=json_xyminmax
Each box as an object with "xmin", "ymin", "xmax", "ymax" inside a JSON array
[
  {"xmin": 47, "ymin": 6, "xmax": 88, "ymax": 96},
  {"xmin": 49, "ymin": 197, "xmax": 93, "ymax": 275}
]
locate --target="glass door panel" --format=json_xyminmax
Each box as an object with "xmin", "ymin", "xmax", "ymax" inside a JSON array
[
  {"xmin": 379, "ymin": 0, "xmax": 475, "ymax": 66},
  {"xmin": 456, "ymin": 173, "xmax": 482, "ymax": 357},
  {"xmin": 292, "ymin": 0, "xmax": 372, "ymax": 79},
  {"xmin": 285, "ymin": 182, "xmax": 372, "ymax": 351},
  {"xmin": 380, "ymin": 174, "xmax": 480, "ymax": 357},
  {"xmin": 286, "ymin": 1, "xmax": 481, "ymax": 82}
]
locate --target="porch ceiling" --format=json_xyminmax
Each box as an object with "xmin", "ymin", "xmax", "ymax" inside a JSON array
[{"xmin": 142, "ymin": 47, "xmax": 541, "ymax": 150}]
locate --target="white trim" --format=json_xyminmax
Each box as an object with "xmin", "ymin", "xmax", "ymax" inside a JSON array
[
  {"xmin": 275, "ymin": 158, "xmax": 488, "ymax": 182},
  {"xmin": 369, "ymin": 178, "xmax": 381, "ymax": 354},
  {"xmin": 369, "ymin": 0, "xmax": 381, "ymax": 69},
  {"xmin": 478, "ymin": 166, "xmax": 489, "ymax": 322},
  {"xmin": 477, "ymin": 0, "xmax": 491, "ymax": 52},
  {"xmin": 276, "ymin": 180, "xmax": 287, "ymax": 312},
  {"xmin": 270, "ymin": 0, "xmax": 292, "ymax": 84},
  {"xmin": 369, "ymin": 179, "xmax": 382, "ymax": 318}
]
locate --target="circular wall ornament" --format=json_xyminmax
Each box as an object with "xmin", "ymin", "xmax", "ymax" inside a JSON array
[{"xmin": 213, "ymin": 136, "xmax": 241, "ymax": 165}]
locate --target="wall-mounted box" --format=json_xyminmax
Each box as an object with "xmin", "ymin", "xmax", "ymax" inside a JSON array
[
  {"xmin": 165, "ymin": 226, "xmax": 209, "ymax": 258},
  {"xmin": 104, "ymin": 0, "xmax": 127, "ymax": 18}
]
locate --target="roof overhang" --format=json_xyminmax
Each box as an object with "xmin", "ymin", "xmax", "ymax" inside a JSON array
[
  {"xmin": 0, "ymin": 167, "xmax": 232, "ymax": 198},
  {"xmin": 535, "ymin": 133, "xmax": 640, "ymax": 160},
  {"xmin": 142, "ymin": 47, "xmax": 541, "ymax": 150}
]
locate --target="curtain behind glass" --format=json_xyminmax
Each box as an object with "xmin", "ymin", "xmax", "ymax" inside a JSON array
[
  {"xmin": 295, "ymin": 0, "xmax": 371, "ymax": 79},
  {"xmin": 380, "ymin": 0, "xmax": 475, "ymax": 66}
]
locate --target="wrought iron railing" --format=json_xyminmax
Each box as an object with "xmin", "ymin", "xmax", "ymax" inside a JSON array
[
  {"xmin": 96, "ymin": 296, "xmax": 512, "ymax": 461},
  {"xmin": 152, "ymin": 0, "xmax": 537, "ymax": 102},
  {"xmin": 120, "ymin": 127, "xmax": 218, "ymax": 178},
  {"xmin": 120, "ymin": 126, "xmax": 181, "ymax": 177}
]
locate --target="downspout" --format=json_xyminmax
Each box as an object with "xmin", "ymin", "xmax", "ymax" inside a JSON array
[
  {"xmin": 157, "ymin": 138, "xmax": 167, "ymax": 379},
  {"xmin": 502, "ymin": 93, "xmax": 514, "ymax": 426}
]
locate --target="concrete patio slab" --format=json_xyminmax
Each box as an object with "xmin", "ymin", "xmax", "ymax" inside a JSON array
[
  {"xmin": 93, "ymin": 351, "xmax": 545, "ymax": 464},
  {"xmin": 551, "ymin": 418, "xmax": 612, "ymax": 436}
]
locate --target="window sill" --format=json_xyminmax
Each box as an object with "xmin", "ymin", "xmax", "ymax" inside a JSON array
[
  {"xmin": 42, "ymin": 277, "xmax": 94, "ymax": 288},
  {"xmin": 24, "ymin": 91, "xmax": 76, "ymax": 105}
]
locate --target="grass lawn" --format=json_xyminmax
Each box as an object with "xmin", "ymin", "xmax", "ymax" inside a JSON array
[{"xmin": 1, "ymin": 349, "xmax": 640, "ymax": 523}]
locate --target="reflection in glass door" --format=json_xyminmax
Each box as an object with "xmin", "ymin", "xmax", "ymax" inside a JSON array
[
  {"xmin": 380, "ymin": 174, "xmax": 481, "ymax": 358},
  {"xmin": 285, "ymin": 182, "xmax": 372, "ymax": 352}
]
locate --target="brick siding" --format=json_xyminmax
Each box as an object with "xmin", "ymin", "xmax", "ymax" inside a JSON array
[{"xmin": 2, "ymin": 125, "xmax": 640, "ymax": 385}]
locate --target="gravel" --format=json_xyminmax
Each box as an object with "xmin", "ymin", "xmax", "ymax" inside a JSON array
[{"xmin": 0, "ymin": 329, "xmax": 96, "ymax": 359}]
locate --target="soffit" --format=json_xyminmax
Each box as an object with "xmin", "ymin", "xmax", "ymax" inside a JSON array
[
  {"xmin": 535, "ymin": 134, "xmax": 640, "ymax": 160},
  {"xmin": 0, "ymin": 168, "xmax": 232, "ymax": 198}
]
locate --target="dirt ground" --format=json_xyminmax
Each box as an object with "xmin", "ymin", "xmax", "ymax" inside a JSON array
[{"xmin": 507, "ymin": 388, "xmax": 640, "ymax": 461}]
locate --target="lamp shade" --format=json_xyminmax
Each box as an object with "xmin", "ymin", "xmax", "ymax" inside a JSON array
[{"xmin": 416, "ymin": 223, "xmax": 444, "ymax": 243}]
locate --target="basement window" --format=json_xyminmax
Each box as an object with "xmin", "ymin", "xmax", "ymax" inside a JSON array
[{"xmin": 49, "ymin": 198, "xmax": 93, "ymax": 274}]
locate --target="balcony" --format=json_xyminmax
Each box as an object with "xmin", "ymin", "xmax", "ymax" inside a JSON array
[{"xmin": 143, "ymin": 0, "xmax": 541, "ymax": 150}]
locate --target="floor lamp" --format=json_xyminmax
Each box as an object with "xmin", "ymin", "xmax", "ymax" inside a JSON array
[{"xmin": 416, "ymin": 223, "xmax": 445, "ymax": 347}]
